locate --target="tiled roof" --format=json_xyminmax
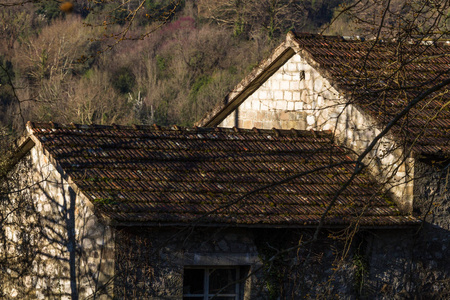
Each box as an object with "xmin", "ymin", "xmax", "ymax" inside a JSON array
[
  {"xmin": 200, "ymin": 32, "xmax": 450, "ymax": 156},
  {"xmin": 291, "ymin": 32, "xmax": 450, "ymax": 156},
  {"xmin": 27, "ymin": 122, "xmax": 418, "ymax": 227}
]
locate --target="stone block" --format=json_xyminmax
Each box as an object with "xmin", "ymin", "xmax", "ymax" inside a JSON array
[
  {"xmin": 280, "ymin": 112, "xmax": 290, "ymax": 121},
  {"xmin": 287, "ymin": 101, "xmax": 294, "ymax": 111},
  {"xmin": 292, "ymin": 54, "xmax": 301, "ymax": 63},
  {"xmin": 244, "ymin": 99, "xmax": 252, "ymax": 109},
  {"xmin": 317, "ymin": 95, "xmax": 324, "ymax": 106},
  {"xmin": 274, "ymin": 91, "xmax": 283, "ymax": 100},
  {"xmin": 276, "ymin": 100, "xmax": 287, "ymax": 110},
  {"xmin": 272, "ymin": 120, "xmax": 281, "ymax": 128},
  {"xmin": 263, "ymin": 121, "xmax": 272, "ymax": 129},
  {"xmin": 246, "ymin": 111, "xmax": 256, "ymax": 119},
  {"xmin": 297, "ymin": 118, "xmax": 307, "ymax": 130},
  {"xmin": 284, "ymin": 91, "xmax": 293, "ymax": 101},
  {"xmin": 299, "ymin": 80, "xmax": 305, "ymax": 89},
  {"xmin": 271, "ymin": 79, "xmax": 280, "ymax": 90},
  {"xmin": 287, "ymin": 62, "xmax": 297, "ymax": 71},
  {"xmin": 295, "ymin": 102, "xmax": 304, "ymax": 110},
  {"xmin": 260, "ymin": 100, "xmax": 270, "ymax": 111},
  {"xmin": 283, "ymin": 74, "xmax": 292, "ymax": 81},
  {"xmin": 221, "ymin": 117, "xmax": 233, "ymax": 128},
  {"xmin": 305, "ymin": 71, "xmax": 311, "ymax": 81},
  {"xmin": 257, "ymin": 111, "xmax": 266, "ymax": 119},
  {"xmin": 307, "ymin": 78, "xmax": 314, "ymax": 90},
  {"xmin": 43, "ymin": 204, "xmax": 52, "ymax": 212},
  {"xmin": 280, "ymin": 80, "xmax": 290, "ymax": 90},
  {"xmin": 322, "ymin": 123, "xmax": 331, "ymax": 131},
  {"xmin": 289, "ymin": 120, "xmax": 298, "ymax": 128},
  {"xmin": 290, "ymin": 81, "xmax": 299, "ymax": 90},
  {"xmin": 251, "ymin": 100, "xmax": 260, "ymax": 110},
  {"xmin": 243, "ymin": 120, "xmax": 252, "ymax": 128},
  {"xmin": 259, "ymin": 90, "xmax": 268, "ymax": 100}
]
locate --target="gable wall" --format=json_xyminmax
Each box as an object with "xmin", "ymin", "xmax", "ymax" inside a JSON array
[
  {"xmin": 1, "ymin": 143, "xmax": 114, "ymax": 299},
  {"xmin": 219, "ymin": 53, "xmax": 414, "ymax": 212}
]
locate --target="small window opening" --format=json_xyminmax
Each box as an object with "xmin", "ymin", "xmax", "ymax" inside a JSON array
[
  {"xmin": 183, "ymin": 267, "xmax": 240, "ymax": 300},
  {"xmin": 300, "ymin": 70, "xmax": 306, "ymax": 81}
]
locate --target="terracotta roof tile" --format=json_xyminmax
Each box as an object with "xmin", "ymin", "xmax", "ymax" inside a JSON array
[
  {"xmin": 28, "ymin": 122, "xmax": 419, "ymax": 227},
  {"xmin": 291, "ymin": 32, "xmax": 450, "ymax": 155},
  {"xmin": 199, "ymin": 33, "xmax": 449, "ymax": 157}
]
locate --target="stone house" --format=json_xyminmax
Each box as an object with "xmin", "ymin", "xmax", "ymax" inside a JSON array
[
  {"xmin": 1, "ymin": 31, "xmax": 449, "ymax": 299},
  {"xmin": 2, "ymin": 121, "xmax": 418, "ymax": 299},
  {"xmin": 197, "ymin": 32, "xmax": 450, "ymax": 297}
]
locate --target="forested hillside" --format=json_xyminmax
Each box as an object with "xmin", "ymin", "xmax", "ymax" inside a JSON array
[
  {"xmin": 0, "ymin": 0, "xmax": 447, "ymax": 147},
  {"xmin": 0, "ymin": 0, "xmax": 350, "ymax": 143}
]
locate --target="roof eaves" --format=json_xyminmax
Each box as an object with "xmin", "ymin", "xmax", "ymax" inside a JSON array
[
  {"xmin": 197, "ymin": 38, "xmax": 296, "ymax": 127},
  {"xmin": 0, "ymin": 135, "xmax": 35, "ymax": 179},
  {"xmin": 196, "ymin": 32, "xmax": 350, "ymax": 128},
  {"xmin": 102, "ymin": 219, "xmax": 421, "ymax": 229},
  {"xmin": 25, "ymin": 122, "xmax": 100, "ymax": 214}
]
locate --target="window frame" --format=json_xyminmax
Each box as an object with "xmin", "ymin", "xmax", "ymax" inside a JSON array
[{"xmin": 183, "ymin": 266, "xmax": 241, "ymax": 300}]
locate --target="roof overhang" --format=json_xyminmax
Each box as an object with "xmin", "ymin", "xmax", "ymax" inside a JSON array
[
  {"xmin": 197, "ymin": 33, "xmax": 299, "ymax": 127},
  {"xmin": 104, "ymin": 220, "xmax": 421, "ymax": 229},
  {"xmin": 1, "ymin": 134, "xmax": 35, "ymax": 179}
]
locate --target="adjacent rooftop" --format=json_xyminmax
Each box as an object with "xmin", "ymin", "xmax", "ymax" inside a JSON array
[
  {"xmin": 200, "ymin": 31, "xmax": 450, "ymax": 156},
  {"xmin": 25, "ymin": 122, "xmax": 419, "ymax": 227}
]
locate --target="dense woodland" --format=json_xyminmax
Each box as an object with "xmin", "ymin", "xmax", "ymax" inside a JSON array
[
  {"xmin": 0, "ymin": 0, "xmax": 378, "ymax": 144},
  {"xmin": 0, "ymin": 0, "xmax": 448, "ymax": 147}
]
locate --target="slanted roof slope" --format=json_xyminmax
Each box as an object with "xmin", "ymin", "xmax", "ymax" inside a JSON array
[
  {"xmin": 200, "ymin": 32, "xmax": 450, "ymax": 156},
  {"xmin": 292, "ymin": 33, "xmax": 450, "ymax": 156},
  {"xmin": 27, "ymin": 122, "xmax": 419, "ymax": 227}
]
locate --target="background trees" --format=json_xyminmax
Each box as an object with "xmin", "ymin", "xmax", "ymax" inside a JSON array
[
  {"xmin": 0, "ymin": 0, "xmax": 449, "ymax": 298},
  {"xmin": 0, "ymin": 0, "xmax": 361, "ymax": 140}
]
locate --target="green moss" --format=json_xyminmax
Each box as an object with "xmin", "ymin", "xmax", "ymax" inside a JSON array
[
  {"xmin": 93, "ymin": 198, "xmax": 115, "ymax": 205},
  {"xmin": 353, "ymin": 253, "xmax": 368, "ymax": 295}
]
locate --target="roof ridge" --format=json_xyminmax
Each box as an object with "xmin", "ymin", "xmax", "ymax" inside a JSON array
[
  {"xmin": 291, "ymin": 31, "xmax": 450, "ymax": 47},
  {"xmin": 27, "ymin": 122, "xmax": 334, "ymax": 139}
]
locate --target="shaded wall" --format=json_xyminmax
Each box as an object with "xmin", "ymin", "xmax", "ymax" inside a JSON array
[
  {"xmin": 1, "ymin": 146, "xmax": 114, "ymax": 299},
  {"xmin": 113, "ymin": 222, "xmax": 450, "ymax": 299},
  {"xmin": 114, "ymin": 227, "xmax": 363, "ymax": 299},
  {"xmin": 356, "ymin": 160, "xmax": 450, "ymax": 299}
]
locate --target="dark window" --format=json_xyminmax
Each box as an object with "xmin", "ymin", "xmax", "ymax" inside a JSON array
[{"xmin": 183, "ymin": 267, "xmax": 240, "ymax": 300}]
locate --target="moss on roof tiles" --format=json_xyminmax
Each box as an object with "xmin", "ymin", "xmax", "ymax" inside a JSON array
[{"xmin": 29, "ymin": 122, "xmax": 419, "ymax": 227}]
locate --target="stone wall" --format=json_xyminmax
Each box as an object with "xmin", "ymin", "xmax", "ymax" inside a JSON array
[
  {"xmin": 114, "ymin": 227, "xmax": 260, "ymax": 299},
  {"xmin": 360, "ymin": 226, "xmax": 449, "ymax": 299},
  {"xmin": 214, "ymin": 48, "xmax": 450, "ymax": 297},
  {"xmin": 219, "ymin": 52, "xmax": 414, "ymax": 212},
  {"xmin": 413, "ymin": 159, "xmax": 450, "ymax": 230},
  {"xmin": 113, "ymin": 227, "xmax": 368, "ymax": 299},
  {"xmin": 346, "ymin": 159, "xmax": 450, "ymax": 299},
  {"xmin": 1, "ymin": 143, "xmax": 114, "ymax": 299},
  {"xmin": 409, "ymin": 160, "xmax": 450, "ymax": 297}
]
